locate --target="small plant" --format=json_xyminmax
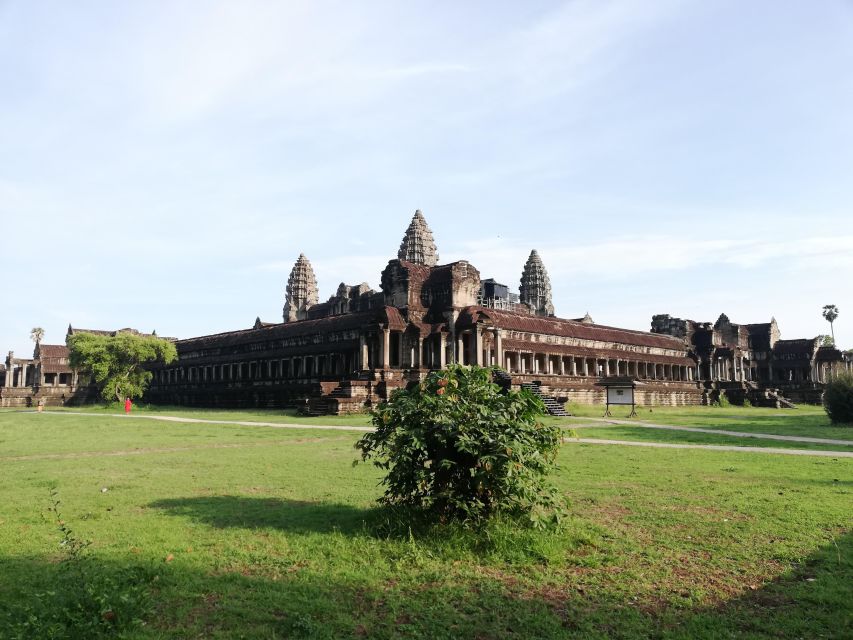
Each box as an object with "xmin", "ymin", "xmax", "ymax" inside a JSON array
[
  {"xmin": 823, "ymin": 371, "xmax": 853, "ymax": 425},
  {"xmin": 713, "ymin": 391, "xmax": 731, "ymax": 408},
  {"xmin": 742, "ymin": 397, "xmax": 753, "ymax": 408},
  {"xmin": 355, "ymin": 365, "xmax": 565, "ymax": 528}
]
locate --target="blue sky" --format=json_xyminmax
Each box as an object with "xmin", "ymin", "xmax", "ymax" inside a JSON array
[{"xmin": 1, "ymin": 0, "xmax": 852, "ymax": 356}]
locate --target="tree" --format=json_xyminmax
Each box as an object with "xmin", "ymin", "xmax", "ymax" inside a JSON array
[
  {"xmin": 30, "ymin": 327, "xmax": 45, "ymax": 345},
  {"xmin": 68, "ymin": 332, "xmax": 177, "ymax": 403},
  {"xmin": 823, "ymin": 372, "xmax": 853, "ymax": 425},
  {"xmin": 822, "ymin": 305, "xmax": 839, "ymax": 345},
  {"xmin": 355, "ymin": 365, "xmax": 565, "ymax": 527}
]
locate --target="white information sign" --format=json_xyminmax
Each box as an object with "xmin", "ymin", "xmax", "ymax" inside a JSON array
[{"xmin": 607, "ymin": 387, "xmax": 634, "ymax": 406}]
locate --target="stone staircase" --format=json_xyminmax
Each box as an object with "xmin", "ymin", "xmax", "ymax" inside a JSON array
[
  {"xmin": 520, "ymin": 381, "xmax": 571, "ymax": 417},
  {"xmin": 299, "ymin": 378, "xmax": 374, "ymax": 416}
]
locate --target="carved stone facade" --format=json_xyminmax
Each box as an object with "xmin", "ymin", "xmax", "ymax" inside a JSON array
[
  {"xmin": 651, "ymin": 313, "xmax": 847, "ymax": 405},
  {"xmin": 141, "ymin": 210, "xmax": 850, "ymax": 414},
  {"xmin": 398, "ymin": 209, "xmax": 439, "ymax": 266},
  {"xmin": 6, "ymin": 212, "xmax": 847, "ymax": 412},
  {"xmin": 519, "ymin": 249, "xmax": 554, "ymax": 317},
  {"xmin": 282, "ymin": 253, "xmax": 319, "ymax": 322}
]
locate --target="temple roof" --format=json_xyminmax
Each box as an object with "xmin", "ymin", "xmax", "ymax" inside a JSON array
[
  {"xmin": 397, "ymin": 210, "xmax": 439, "ymax": 266},
  {"xmin": 458, "ymin": 306, "xmax": 687, "ymax": 351}
]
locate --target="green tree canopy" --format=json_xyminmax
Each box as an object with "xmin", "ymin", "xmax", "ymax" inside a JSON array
[
  {"xmin": 68, "ymin": 332, "xmax": 177, "ymax": 403},
  {"xmin": 355, "ymin": 365, "xmax": 565, "ymax": 527}
]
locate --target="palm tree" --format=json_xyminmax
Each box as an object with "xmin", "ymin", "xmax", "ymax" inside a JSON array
[
  {"xmin": 822, "ymin": 305, "xmax": 839, "ymax": 345},
  {"xmin": 30, "ymin": 327, "xmax": 45, "ymax": 345}
]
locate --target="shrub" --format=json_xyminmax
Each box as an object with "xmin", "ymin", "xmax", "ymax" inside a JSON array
[
  {"xmin": 824, "ymin": 372, "xmax": 853, "ymax": 425},
  {"xmin": 355, "ymin": 365, "xmax": 565, "ymax": 527}
]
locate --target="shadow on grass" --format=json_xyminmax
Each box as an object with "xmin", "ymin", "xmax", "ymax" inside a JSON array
[
  {"xmin": 1, "ymin": 532, "xmax": 850, "ymax": 639},
  {"xmin": 148, "ymin": 495, "xmax": 380, "ymax": 536}
]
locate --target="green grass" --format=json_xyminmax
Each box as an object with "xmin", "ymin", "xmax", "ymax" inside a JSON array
[
  {"xmin": 1, "ymin": 409, "xmax": 851, "ymax": 638},
  {"xmin": 567, "ymin": 426, "xmax": 853, "ymax": 451},
  {"xmin": 41, "ymin": 403, "xmax": 375, "ymax": 426},
  {"xmin": 558, "ymin": 403, "xmax": 853, "ymax": 441}
]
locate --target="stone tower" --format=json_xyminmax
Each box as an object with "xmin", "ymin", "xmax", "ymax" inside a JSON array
[
  {"xmin": 283, "ymin": 253, "xmax": 319, "ymax": 322},
  {"xmin": 519, "ymin": 249, "xmax": 555, "ymax": 317},
  {"xmin": 398, "ymin": 210, "xmax": 439, "ymax": 266}
]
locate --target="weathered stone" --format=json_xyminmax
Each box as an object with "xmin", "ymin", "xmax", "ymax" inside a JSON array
[
  {"xmin": 283, "ymin": 253, "xmax": 319, "ymax": 322},
  {"xmin": 519, "ymin": 249, "xmax": 554, "ymax": 317},
  {"xmin": 398, "ymin": 210, "xmax": 439, "ymax": 266}
]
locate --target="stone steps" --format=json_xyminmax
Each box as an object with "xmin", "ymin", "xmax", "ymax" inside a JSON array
[{"xmin": 520, "ymin": 382, "xmax": 571, "ymax": 417}]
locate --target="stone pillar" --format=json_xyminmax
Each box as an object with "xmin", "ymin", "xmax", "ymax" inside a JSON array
[
  {"xmin": 494, "ymin": 330, "xmax": 503, "ymax": 369},
  {"xmin": 359, "ymin": 335, "xmax": 369, "ymax": 370},
  {"xmin": 559, "ymin": 356, "xmax": 565, "ymax": 376},
  {"xmin": 416, "ymin": 338, "xmax": 424, "ymax": 369},
  {"xmin": 603, "ymin": 360, "xmax": 610, "ymax": 377},
  {"xmin": 5, "ymin": 362, "xmax": 12, "ymax": 387},
  {"xmin": 21, "ymin": 363, "xmax": 28, "ymax": 388},
  {"xmin": 474, "ymin": 329, "xmax": 483, "ymax": 366},
  {"xmin": 381, "ymin": 329, "xmax": 390, "ymax": 369}
]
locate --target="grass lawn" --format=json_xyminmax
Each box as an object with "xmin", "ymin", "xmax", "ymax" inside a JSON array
[
  {"xmin": 0, "ymin": 408, "xmax": 851, "ymax": 639},
  {"xmin": 559, "ymin": 403, "xmax": 853, "ymax": 441}
]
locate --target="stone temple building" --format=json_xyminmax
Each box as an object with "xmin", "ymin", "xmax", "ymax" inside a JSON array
[
  {"xmin": 0, "ymin": 327, "xmax": 155, "ymax": 407},
  {"xmin": 135, "ymin": 210, "xmax": 849, "ymax": 414},
  {"xmin": 3, "ymin": 211, "xmax": 848, "ymax": 412}
]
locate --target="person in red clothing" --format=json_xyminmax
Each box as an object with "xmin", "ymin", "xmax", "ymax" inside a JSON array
[{"xmin": 124, "ymin": 397, "xmax": 132, "ymax": 414}]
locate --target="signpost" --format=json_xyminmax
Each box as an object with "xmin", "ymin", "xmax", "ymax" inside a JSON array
[{"xmin": 596, "ymin": 377, "xmax": 643, "ymax": 418}]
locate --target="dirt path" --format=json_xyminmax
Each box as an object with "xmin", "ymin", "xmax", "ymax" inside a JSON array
[
  {"xmin": 1, "ymin": 436, "xmax": 348, "ymax": 462},
  {"xmin": 563, "ymin": 437, "xmax": 853, "ymax": 458},
  {"xmin": 566, "ymin": 417, "xmax": 853, "ymax": 447},
  {"xmin": 36, "ymin": 410, "xmax": 373, "ymax": 432}
]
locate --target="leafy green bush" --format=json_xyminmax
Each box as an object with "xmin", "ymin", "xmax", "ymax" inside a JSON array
[
  {"xmin": 823, "ymin": 372, "xmax": 853, "ymax": 425},
  {"xmin": 355, "ymin": 365, "xmax": 565, "ymax": 527}
]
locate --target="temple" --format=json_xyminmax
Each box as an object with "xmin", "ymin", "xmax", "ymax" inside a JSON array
[{"xmin": 2, "ymin": 211, "xmax": 849, "ymax": 412}]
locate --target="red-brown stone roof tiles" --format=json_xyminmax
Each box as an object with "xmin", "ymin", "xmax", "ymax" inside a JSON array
[{"xmin": 459, "ymin": 307, "xmax": 687, "ymax": 351}]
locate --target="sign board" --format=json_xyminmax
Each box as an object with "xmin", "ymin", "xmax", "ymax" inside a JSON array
[{"xmin": 607, "ymin": 387, "xmax": 634, "ymax": 406}]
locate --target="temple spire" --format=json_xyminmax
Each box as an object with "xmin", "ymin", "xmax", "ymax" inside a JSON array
[
  {"xmin": 398, "ymin": 209, "xmax": 439, "ymax": 266},
  {"xmin": 519, "ymin": 249, "xmax": 554, "ymax": 317},
  {"xmin": 283, "ymin": 253, "xmax": 319, "ymax": 322}
]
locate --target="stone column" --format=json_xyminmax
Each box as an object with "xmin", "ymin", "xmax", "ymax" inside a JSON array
[
  {"xmin": 21, "ymin": 363, "xmax": 28, "ymax": 388},
  {"xmin": 603, "ymin": 360, "xmax": 609, "ymax": 377},
  {"xmin": 559, "ymin": 356, "xmax": 565, "ymax": 376},
  {"xmin": 359, "ymin": 335, "xmax": 368, "ymax": 370},
  {"xmin": 582, "ymin": 358, "xmax": 589, "ymax": 377},
  {"xmin": 416, "ymin": 338, "xmax": 424, "ymax": 369},
  {"xmin": 474, "ymin": 329, "xmax": 483, "ymax": 366},
  {"xmin": 457, "ymin": 335, "xmax": 465, "ymax": 366},
  {"xmin": 439, "ymin": 333, "xmax": 447, "ymax": 369},
  {"xmin": 5, "ymin": 362, "xmax": 12, "ymax": 387},
  {"xmin": 494, "ymin": 330, "xmax": 503, "ymax": 369},
  {"xmin": 381, "ymin": 329, "xmax": 390, "ymax": 368}
]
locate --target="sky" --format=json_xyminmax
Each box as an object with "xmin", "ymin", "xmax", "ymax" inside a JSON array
[{"xmin": 1, "ymin": 0, "xmax": 852, "ymax": 357}]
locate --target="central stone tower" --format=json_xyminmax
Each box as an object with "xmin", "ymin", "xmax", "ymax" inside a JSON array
[
  {"xmin": 283, "ymin": 253, "xmax": 319, "ymax": 322},
  {"xmin": 519, "ymin": 249, "xmax": 555, "ymax": 317},
  {"xmin": 398, "ymin": 209, "xmax": 439, "ymax": 266}
]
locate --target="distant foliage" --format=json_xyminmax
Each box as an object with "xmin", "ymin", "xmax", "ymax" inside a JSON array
[
  {"xmin": 823, "ymin": 372, "xmax": 853, "ymax": 425},
  {"xmin": 355, "ymin": 365, "xmax": 565, "ymax": 527},
  {"xmin": 68, "ymin": 332, "xmax": 177, "ymax": 403}
]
